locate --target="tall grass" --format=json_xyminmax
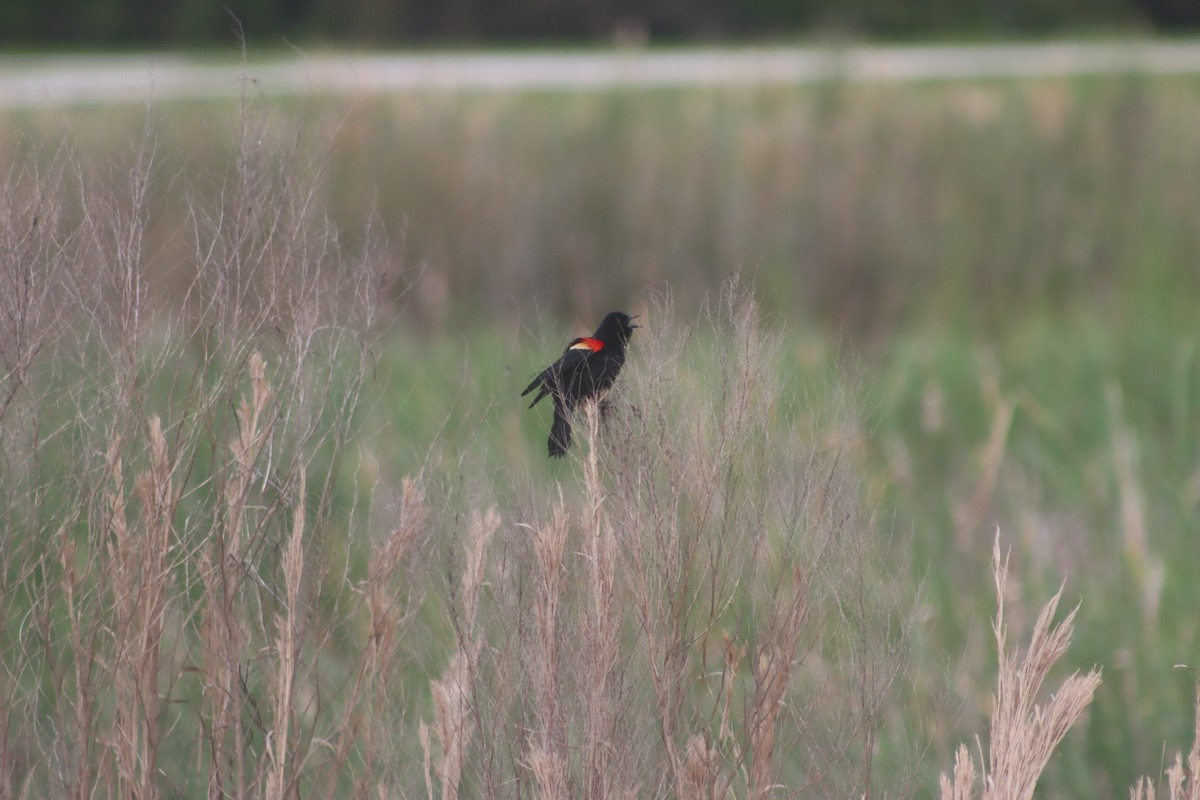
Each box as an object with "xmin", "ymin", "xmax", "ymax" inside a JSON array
[
  {"xmin": 3, "ymin": 79, "xmax": 1200, "ymax": 797},
  {"xmin": 6, "ymin": 75, "xmax": 1199, "ymax": 338},
  {"xmin": 938, "ymin": 540, "xmax": 1198, "ymax": 800},
  {"xmin": 0, "ymin": 103, "xmax": 397, "ymax": 796},
  {"xmin": 868, "ymin": 319, "xmax": 1200, "ymax": 794},
  {"xmin": 412, "ymin": 284, "xmax": 915, "ymax": 797},
  {"xmin": 939, "ymin": 538, "xmax": 1102, "ymax": 800},
  {"xmin": 1, "ymin": 101, "xmax": 916, "ymax": 795}
]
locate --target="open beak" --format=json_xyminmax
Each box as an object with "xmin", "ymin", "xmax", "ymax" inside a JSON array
[{"xmin": 629, "ymin": 315, "xmax": 641, "ymax": 329}]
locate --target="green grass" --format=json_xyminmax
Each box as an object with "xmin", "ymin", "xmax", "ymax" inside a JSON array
[
  {"xmin": 3, "ymin": 303, "xmax": 1197, "ymax": 796},
  {"xmin": 862, "ymin": 316, "xmax": 1200, "ymax": 792},
  {"xmin": 5, "ymin": 72, "xmax": 1200, "ymax": 337},
  {"xmin": 363, "ymin": 311, "xmax": 1199, "ymax": 795},
  {"xmin": 307, "ymin": 300, "xmax": 1200, "ymax": 794}
]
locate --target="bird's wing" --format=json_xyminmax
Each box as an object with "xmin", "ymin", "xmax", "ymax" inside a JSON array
[
  {"xmin": 550, "ymin": 346, "xmax": 595, "ymax": 372},
  {"xmin": 523, "ymin": 337, "xmax": 606, "ymax": 405},
  {"xmin": 522, "ymin": 345, "xmax": 598, "ymax": 406},
  {"xmin": 568, "ymin": 337, "xmax": 605, "ymax": 353},
  {"xmin": 520, "ymin": 345, "xmax": 585, "ymax": 407}
]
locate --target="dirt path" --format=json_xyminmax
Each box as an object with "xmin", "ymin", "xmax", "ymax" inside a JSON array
[{"xmin": 3, "ymin": 41, "xmax": 1199, "ymax": 109}]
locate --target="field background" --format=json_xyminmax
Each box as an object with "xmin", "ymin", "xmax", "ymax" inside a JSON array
[{"xmin": 2, "ymin": 67, "xmax": 1199, "ymax": 797}]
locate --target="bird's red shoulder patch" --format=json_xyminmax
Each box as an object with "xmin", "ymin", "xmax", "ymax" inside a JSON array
[{"xmin": 568, "ymin": 337, "xmax": 604, "ymax": 352}]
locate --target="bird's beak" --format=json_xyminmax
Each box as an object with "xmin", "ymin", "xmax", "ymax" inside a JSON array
[{"xmin": 629, "ymin": 315, "xmax": 641, "ymax": 329}]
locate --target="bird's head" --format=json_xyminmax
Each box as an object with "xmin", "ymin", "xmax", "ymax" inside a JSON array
[{"xmin": 596, "ymin": 311, "xmax": 639, "ymax": 345}]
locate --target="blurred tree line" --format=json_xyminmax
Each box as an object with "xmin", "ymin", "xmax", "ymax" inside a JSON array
[{"xmin": 0, "ymin": 0, "xmax": 1195, "ymax": 47}]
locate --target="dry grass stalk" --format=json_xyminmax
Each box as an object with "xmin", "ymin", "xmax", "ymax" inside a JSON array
[
  {"xmin": 1186, "ymin": 697, "xmax": 1200, "ymax": 800},
  {"xmin": 749, "ymin": 566, "xmax": 809, "ymax": 800},
  {"xmin": 1166, "ymin": 752, "xmax": 1188, "ymax": 800},
  {"xmin": 1106, "ymin": 383, "xmax": 1148, "ymax": 572},
  {"xmin": 527, "ymin": 744, "xmax": 570, "ymax": 800},
  {"xmin": 527, "ymin": 502, "xmax": 570, "ymax": 800},
  {"xmin": 0, "ymin": 158, "xmax": 66, "ymax": 423},
  {"xmin": 199, "ymin": 351, "xmax": 277, "ymax": 797},
  {"xmin": 461, "ymin": 508, "xmax": 500, "ymax": 630},
  {"xmin": 57, "ymin": 517, "xmax": 96, "ymax": 798},
  {"xmin": 1105, "ymin": 382, "xmax": 1165, "ymax": 624},
  {"xmin": 361, "ymin": 477, "xmax": 425, "ymax": 692},
  {"xmin": 369, "ymin": 478, "xmax": 427, "ymax": 590},
  {"xmin": 582, "ymin": 284, "xmax": 906, "ymax": 798},
  {"xmin": 938, "ymin": 536, "xmax": 1102, "ymax": 800},
  {"xmin": 718, "ymin": 632, "xmax": 745, "ymax": 751},
  {"xmin": 430, "ymin": 652, "xmax": 473, "ymax": 800},
  {"xmin": 986, "ymin": 541, "xmax": 1102, "ymax": 800},
  {"xmin": 265, "ymin": 466, "xmax": 305, "ymax": 800},
  {"xmin": 1166, "ymin": 756, "xmax": 1182, "ymax": 800},
  {"xmin": 228, "ymin": 352, "xmax": 273, "ymax": 544},
  {"xmin": 319, "ymin": 477, "xmax": 425, "ymax": 800},
  {"xmin": 1131, "ymin": 776, "xmax": 1158, "ymax": 800},
  {"xmin": 2, "ymin": 110, "xmax": 395, "ymax": 797},
  {"xmin": 680, "ymin": 734, "xmax": 723, "ymax": 800},
  {"xmin": 94, "ymin": 442, "xmax": 124, "ymax": 793},
  {"xmin": 1129, "ymin": 684, "xmax": 1200, "ymax": 800},
  {"xmin": 582, "ymin": 401, "xmax": 621, "ymax": 800},
  {"xmin": 426, "ymin": 507, "xmax": 499, "ymax": 800},
  {"xmin": 940, "ymin": 744, "xmax": 979, "ymax": 800},
  {"xmin": 106, "ymin": 415, "xmax": 178, "ymax": 799},
  {"xmin": 419, "ymin": 722, "xmax": 435, "ymax": 800},
  {"xmin": 955, "ymin": 396, "xmax": 1014, "ymax": 545}
]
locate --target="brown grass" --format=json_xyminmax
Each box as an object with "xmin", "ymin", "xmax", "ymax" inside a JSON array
[
  {"xmin": 2, "ymin": 94, "xmax": 1196, "ymax": 798},
  {"xmin": 0, "ymin": 97, "xmax": 401, "ymax": 797},
  {"xmin": 939, "ymin": 537, "xmax": 1102, "ymax": 800},
  {"xmin": 939, "ymin": 538, "xmax": 1200, "ymax": 800},
  {"xmin": 1129, "ymin": 686, "xmax": 1200, "ymax": 800},
  {"xmin": 402, "ymin": 282, "xmax": 914, "ymax": 798}
]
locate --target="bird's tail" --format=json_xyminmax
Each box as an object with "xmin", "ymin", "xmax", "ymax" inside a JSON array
[
  {"xmin": 523, "ymin": 375, "xmax": 550, "ymax": 408},
  {"xmin": 548, "ymin": 408, "xmax": 571, "ymax": 457}
]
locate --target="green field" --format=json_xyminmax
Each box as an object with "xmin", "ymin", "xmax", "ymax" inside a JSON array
[{"xmin": 1, "ymin": 73, "xmax": 1199, "ymax": 797}]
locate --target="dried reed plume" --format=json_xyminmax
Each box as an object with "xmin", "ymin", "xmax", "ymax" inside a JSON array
[
  {"xmin": 424, "ymin": 508, "xmax": 499, "ymax": 800},
  {"xmin": 939, "ymin": 536, "xmax": 1102, "ymax": 800},
  {"xmin": 1129, "ymin": 685, "xmax": 1200, "ymax": 800}
]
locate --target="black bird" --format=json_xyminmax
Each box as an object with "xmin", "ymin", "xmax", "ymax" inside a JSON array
[{"xmin": 522, "ymin": 311, "xmax": 639, "ymax": 457}]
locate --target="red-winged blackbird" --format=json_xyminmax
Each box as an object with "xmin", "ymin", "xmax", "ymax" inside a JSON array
[{"xmin": 522, "ymin": 311, "xmax": 639, "ymax": 457}]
